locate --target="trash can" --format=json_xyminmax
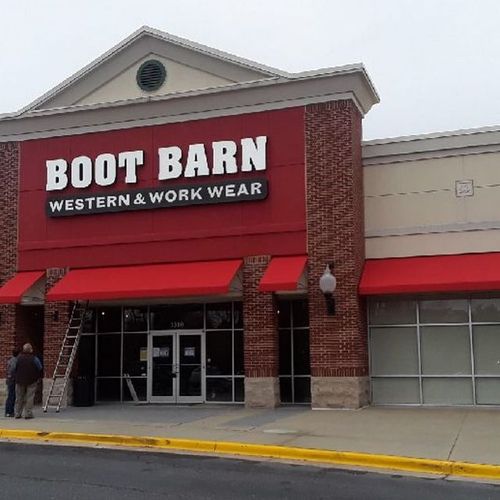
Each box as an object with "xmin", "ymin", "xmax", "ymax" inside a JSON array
[{"xmin": 73, "ymin": 376, "xmax": 94, "ymax": 407}]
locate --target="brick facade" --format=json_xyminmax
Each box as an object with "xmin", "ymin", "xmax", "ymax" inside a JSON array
[
  {"xmin": 242, "ymin": 256, "xmax": 278, "ymax": 378},
  {"xmin": 0, "ymin": 142, "xmax": 19, "ymax": 378},
  {"xmin": 305, "ymin": 101, "xmax": 368, "ymax": 380}
]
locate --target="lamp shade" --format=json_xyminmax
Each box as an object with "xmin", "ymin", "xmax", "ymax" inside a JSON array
[{"xmin": 319, "ymin": 265, "xmax": 336, "ymax": 294}]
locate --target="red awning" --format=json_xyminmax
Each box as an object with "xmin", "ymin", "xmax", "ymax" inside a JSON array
[
  {"xmin": 259, "ymin": 256, "xmax": 307, "ymax": 292},
  {"xmin": 359, "ymin": 253, "xmax": 500, "ymax": 295},
  {"xmin": 0, "ymin": 271, "xmax": 45, "ymax": 304},
  {"xmin": 46, "ymin": 260, "xmax": 242, "ymax": 301}
]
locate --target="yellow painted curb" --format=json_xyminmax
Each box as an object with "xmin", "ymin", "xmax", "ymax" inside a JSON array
[{"xmin": 1, "ymin": 428, "xmax": 499, "ymax": 480}]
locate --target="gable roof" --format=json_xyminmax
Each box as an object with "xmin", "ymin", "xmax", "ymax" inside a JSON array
[{"xmin": 20, "ymin": 26, "xmax": 286, "ymax": 113}]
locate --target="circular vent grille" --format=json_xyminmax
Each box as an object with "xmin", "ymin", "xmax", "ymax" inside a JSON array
[{"xmin": 136, "ymin": 60, "xmax": 166, "ymax": 91}]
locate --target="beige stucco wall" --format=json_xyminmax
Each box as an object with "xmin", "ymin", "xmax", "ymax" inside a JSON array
[
  {"xmin": 76, "ymin": 54, "xmax": 234, "ymax": 106},
  {"xmin": 364, "ymin": 151, "xmax": 500, "ymax": 258}
]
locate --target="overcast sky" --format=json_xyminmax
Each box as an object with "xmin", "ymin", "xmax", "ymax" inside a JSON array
[{"xmin": 1, "ymin": 0, "xmax": 499, "ymax": 140}]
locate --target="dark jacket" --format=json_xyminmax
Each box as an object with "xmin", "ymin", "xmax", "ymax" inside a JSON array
[{"xmin": 15, "ymin": 353, "xmax": 42, "ymax": 386}]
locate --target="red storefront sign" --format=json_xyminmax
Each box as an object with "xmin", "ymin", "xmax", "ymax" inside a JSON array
[{"xmin": 19, "ymin": 107, "xmax": 307, "ymax": 270}]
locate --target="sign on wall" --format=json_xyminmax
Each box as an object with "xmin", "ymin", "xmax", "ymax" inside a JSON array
[{"xmin": 45, "ymin": 136, "xmax": 268, "ymax": 217}]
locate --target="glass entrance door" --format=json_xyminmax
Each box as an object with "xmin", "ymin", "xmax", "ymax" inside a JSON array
[{"xmin": 149, "ymin": 331, "xmax": 204, "ymax": 403}]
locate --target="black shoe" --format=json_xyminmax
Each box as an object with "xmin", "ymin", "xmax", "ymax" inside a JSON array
[
  {"xmin": 14, "ymin": 415, "xmax": 21, "ymax": 419},
  {"xmin": 5, "ymin": 414, "xmax": 14, "ymax": 418},
  {"xmin": 25, "ymin": 415, "xmax": 34, "ymax": 420}
]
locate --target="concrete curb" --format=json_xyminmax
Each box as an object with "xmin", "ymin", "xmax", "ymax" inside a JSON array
[{"xmin": 1, "ymin": 427, "xmax": 499, "ymax": 480}]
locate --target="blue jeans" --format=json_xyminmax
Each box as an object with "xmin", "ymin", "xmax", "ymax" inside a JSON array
[{"xmin": 5, "ymin": 382, "xmax": 15, "ymax": 416}]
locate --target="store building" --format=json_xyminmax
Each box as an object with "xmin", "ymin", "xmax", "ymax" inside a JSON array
[{"xmin": 0, "ymin": 27, "xmax": 499, "ymax": 408}]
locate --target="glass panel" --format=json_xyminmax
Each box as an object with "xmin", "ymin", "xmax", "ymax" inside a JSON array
[
  {"xmin": 370, "ymin": 327, "xmax": 418, "ymax": 375},
  {"xmin": 122, "ymin": 377, "xmax": 147, "ymax": 402},
  {"xmin": 77, "ymin": 335, "xmax": 95, "ymax": 378},
  {"xmin": 178, "ymin": 335, "xmax": 202, "ymax": 397},
  {"xmin": 152, "ymin": 335, "xmax": 174, "ymax": 397},
  {"xmin": 419, "ymin": 299, "xmax": 468, "ymax": 323},
  {"xmin": 471, "ymin": 298, "xmax": 500, "ymax": 322},
  {"xmin": 206, "ymin": 331, "xmax": 232, "ymax": 375},
  {"xmin": 97, "ymin": 334, "xmax": 121, "ymax": 376},
  {"xmin": 292, "ymin": 300, "xmax": 309, "ymax": 328},
  {"xmin": 234, "ymin": 302, "xmax": 243, "ymax": 329},
  {"xmin": 421, "ymin": 326, "xmax": 471, "ymax": 375},
  {"xmin": 293, "ymin": 330, "xmax": 310, "ymax": 375},
  {"xmin": 475, "ymin": 378, "xmax": 500, "ymax": 405},
  {"xmin": 206, "ymin": 303, "xmax": 232, "ymax": 329},
  {"xmin": 122, "ymin": 334, "xmax": 148, "ymax": 377},
  {"xmin": 293, "ymin": 377, "xmax": 311, "ymax": 403},
  {"xmin": 234, "ymin": 377, "xmax": 244, "ymax": 402},
  {"xmin": 277, "ymin": 301, "xmax": 291, "ymax": 328},
  {"xmin": 369, "ymin": 300, "xmax": 416, "ymax": 325},
  {"xmin": 123, "ymin": 307, "xmax": 148, "ymax": 332},
  {"xmin": 234, "ymin": 331, "xmax": 244, "ymax": 376},
  {"xmin": 150, "ymin": 304, "xmax": 203, "ymax": 330},
  {"xmin": 82, "ymin": 309, "xmax": 96, "ymax": 333},
  {"xmin": 473, "ymin": 325, "xmax": 500, "ymax": 375},
  {"xmin": 279, "ymin": 377, "xmax": 292, "ymax": 403},
  {"xmin": 97, "ymin": 307, "xmax": 122, "ymax": 333},
  {"xmin": 279, "ymin": 329, "xmax": 292, "ymax": 375},
  {"xmin": 206, "ymin": 378, "xmax": 232, "ymax": 402},
  {"xmin": 96, "ymin": 378, "xmax": 121, "ymax": 401},
  {"xmin": 422, "ymin": 378, "xmax": 473, "ymax": 405},
  {"xmin": 371, "ymin": 378, "xmax": 420, "ymax": 404}
]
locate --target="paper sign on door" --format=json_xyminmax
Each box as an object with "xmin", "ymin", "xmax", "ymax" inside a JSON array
[{"xmin": 184, "ymin": 347, "xmax": 195, "ymax": 357}]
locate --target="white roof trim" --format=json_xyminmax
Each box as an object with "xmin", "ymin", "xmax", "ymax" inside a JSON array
[{"xmin": 364, "ymin": 123, "xmax": 500, "ymax": 146}]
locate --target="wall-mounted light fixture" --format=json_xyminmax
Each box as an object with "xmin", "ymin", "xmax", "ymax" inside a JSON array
[
  {"xmin": 319, "ymin": 263, "xmax": 337, "ymax": 315},
  {"xmin": 52, "ymin": 310, "xmax": 59, "ymax": 322}
]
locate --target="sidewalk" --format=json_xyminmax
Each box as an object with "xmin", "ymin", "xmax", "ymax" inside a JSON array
[{"xmin": 1, "ymin": 404, "xmax": 500, "ymax": 478}]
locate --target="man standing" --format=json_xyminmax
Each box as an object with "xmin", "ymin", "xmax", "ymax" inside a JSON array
[
  {"xmin": 14, "ymin": 343, "xmax": 42, "ymax": 419},
  {"xmin": 5, "ymin": 348, "xmax": 20, "ymax": 417}
]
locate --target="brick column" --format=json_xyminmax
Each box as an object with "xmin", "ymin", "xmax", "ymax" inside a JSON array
[
  {"xmin": 43, "ymin": 268, "xmax": 72, "ymax": 405},
  {"xmin": 243, "ymin": 255, "xmax": 280, "ymax": 407},
  {"xmin": 0, "ymin": 142, "xmax": 19, "ymax": 399},
  {"xmin": 305, "ymin": 100, "xmax": 368, "ymax": 408}
]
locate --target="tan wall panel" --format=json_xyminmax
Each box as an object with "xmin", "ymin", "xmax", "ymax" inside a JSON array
[
  {"xmin": 364, "ymin": 156, "xmax": 462, "ymax": 196},
  {"xmin": 366, "ymin": 230, "xmax": 500, "ymax": 259},
  {"xmin": 365, "ymin": 192, "xmax": 466, "ymax": 232},
  {"xmin": 77, "ymin": 55, "xmax": 233, "ymax": 105},
  {"xmin": 465, "ymin": 186, "xmax": 500, "ymax": 222},
  {"xmin": 364, "ymin": 151, "xmax": 500, "ymax": 238},
  {"xmin": 463, "ymin": 152, "xmax": 500, "ymax": 185}
]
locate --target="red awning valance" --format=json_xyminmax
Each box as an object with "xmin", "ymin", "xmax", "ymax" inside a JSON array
[
  {"xmin": 259, "ymin": 256, "xmax": 307, "ymax": 292},
  {"xmin": 359, "ymin": 253, "xmax": 500, "ymax": 296},
  {"xmin": 0, "ymin": 271, "xmax": 45, "ymax": 304},
  {"xmin": 46, "ymin": 260, "xmax": 242, "ymax": 301}
]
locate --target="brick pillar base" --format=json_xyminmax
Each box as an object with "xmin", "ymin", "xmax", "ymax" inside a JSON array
[
  {"xmin": 42, "ymin": 377, "xmax": 73, "ymax": 409},
  {"xmin": 311, "ymin": 376, "xmax": 369, "ymax": 409},
  {"xmin": 243, "ymin": 256, "xmax": 279, "ymax": 408},
  {"xmin": 245, "ymin": 377, "xmax": 280, "ymax": 408}
]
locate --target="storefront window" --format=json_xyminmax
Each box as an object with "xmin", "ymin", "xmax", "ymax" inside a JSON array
[
  {"xmin": 84, "ymin": 303, "xmax": 244, "ymax": 404},
  {"xmin": 124, "ymin": 307, "xmax": 148, "ymax": 332},
  {"xmin": 471, "ymin": 298, "xmax": 500, "ymax": 322},
  {"xmin": 206, "ymin": 303, "xmax": 232, "ymax": 329},
  {"xmin": 150, "ymin": 304, "xmax": 203, "ymax": 330},
  {"xmin": 122, "ymin": 333, "xmax": 148, "ymax": 377},
  {"xmin": 96, "ymin": 334, "xmax": 121, "ymax": 377},
  {"xmin": 97, "ymin": 307, "xmax": 122, "ymax": 333},
  {"xmin": 278, "ymin": 299, "xmax": 310, "ymax": 404},
  {"xmin": 369, "ymin": 300, "xmax": 416, "ymax": 325},
  {"xmin": 369, "ymin": 298, "xmax": 500, "ymax": 406},
  {"xmin": 419, "ymin": 299, "xmax": 468, "ymax": 323}
]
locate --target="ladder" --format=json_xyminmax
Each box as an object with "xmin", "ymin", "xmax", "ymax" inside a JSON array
[{"xmin": 43, "ymin": 301, "xmax": 89, "ymax": 412}]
